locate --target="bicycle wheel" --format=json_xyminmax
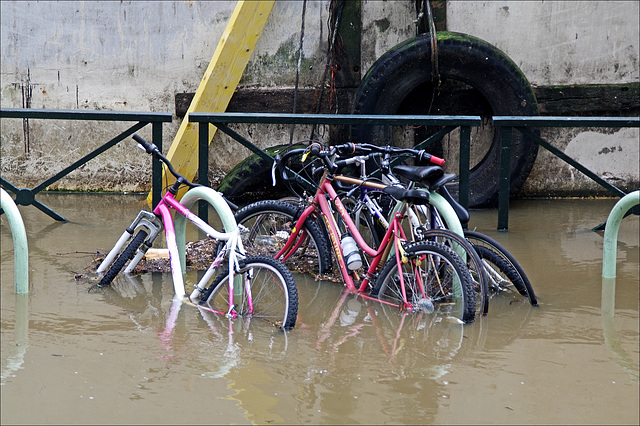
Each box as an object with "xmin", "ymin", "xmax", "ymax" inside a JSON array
[
  {"xmin": 200, "ymin": 255, "xmax": 299, "ymax": 330},
  {"xmin": 372, "ymin": 241, "xmax": 476, "ymax": 323},
  {"xmin": 97, "ymin": 230, "xmax": 148, "ymax": 287},
  {"xmin": 234, "ymin": 200, "xmax": 333, "ymax": 275},
  {"xmin": 473, "ymin": 245, "xmax": 522, "ymax": 296},
  {"xmin": 415, "ymin": 228, "xmax": 489, "ymax": 316},
  {"xmin": 464, "ymin": 230, "xmax": 538, "ymax": 305}
]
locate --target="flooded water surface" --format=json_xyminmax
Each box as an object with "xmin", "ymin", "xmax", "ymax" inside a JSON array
[{"xmin": 2, "ymin": 194, "xmax": 638, "ymax": 425}]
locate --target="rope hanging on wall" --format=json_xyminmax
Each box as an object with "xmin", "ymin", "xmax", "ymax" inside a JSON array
[
  {"xmin": 309, "ymin": 0, "xmax": 345, "ymax": 142},
  {"xmin": 289, "ymin": 0, "xmax": 308, "ymax": 146},
  {"xmin": 416, "ymin": 0, "xmax": 441, "ymax": 114}
]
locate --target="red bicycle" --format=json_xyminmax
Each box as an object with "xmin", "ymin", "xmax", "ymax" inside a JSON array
[{"xmin": 237, "ymin": 143, "xmax": 476, "ymax": 323}]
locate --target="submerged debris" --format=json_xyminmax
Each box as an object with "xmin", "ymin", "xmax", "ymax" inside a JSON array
[{"xmin": 88, "ymin": 238, "xmax": 343, "ymax": 281}]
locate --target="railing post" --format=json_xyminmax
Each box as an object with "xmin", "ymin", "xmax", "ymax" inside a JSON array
[
  {"xmin": 498, "ymin": 126, "xmax": 512, "ymax": 231},
  {"xmin": 1, "ymin": 188, "xmax": 29, "ymax": 293},
  {"xmin": 458, "ymin": 125, "xmax": 471, "ymax": 217},
  {"xmin": 198, "ymin": 122, "xmax": 210, "ymax": 222},
  {"xmin": 151, "ymin": 122, "xmax": 163, "ymax": 208}
]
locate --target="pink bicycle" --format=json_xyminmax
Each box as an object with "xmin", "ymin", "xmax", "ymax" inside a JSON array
[{"xmin": 95, "ymin": 134, "xmax": 299, "ymax": 330}]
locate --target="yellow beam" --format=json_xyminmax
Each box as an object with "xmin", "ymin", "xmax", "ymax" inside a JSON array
[{"xmin": 148, "ymin": 0, "xmax": 275, "ymax": 202}]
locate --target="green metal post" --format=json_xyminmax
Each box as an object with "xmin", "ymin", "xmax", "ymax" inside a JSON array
[
  {"xmin": 498, "ymin": 127, "xmax": 512, "ymax": 231},
  {"xmin": 1, "ymin": 188, "xmax": 29, "ymax": 293},
  {"xmin": 198, "ymin": 123, "xmax": 210, "ymax": 222},
  {"xmin": 458, "ymin": 125, "xmax": 471, "ymax": 216},
  {"xmin": 151, "ymin": 122, "xmax": 163, "ymax": 208},
  {"xmin": 602, "ymin": 190, "xmax": 640, "ymax": 278}
]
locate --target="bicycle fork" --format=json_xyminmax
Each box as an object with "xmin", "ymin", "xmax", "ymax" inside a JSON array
[{"xmin": 97, "ymin": 210, "xmax": 163, "ymax": 275}]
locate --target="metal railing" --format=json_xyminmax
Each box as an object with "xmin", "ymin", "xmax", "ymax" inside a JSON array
[
  {"xmin": 0, "ymin": 108, "xmax": 172, "ymax": 221},
  {"xmin": 192, "ymin": 112, "xmax": 639, "ymax": 230},
  {"xmin": 494, "ymin": 116, "xmax": 640, "ymax": 230},
  {"xmin": 2, "ymin": 109, "xmax": 638, "ymax": 230},
  {"xmin": 188, "ymin": 112, "xmax": 481, "ymax": 221}
]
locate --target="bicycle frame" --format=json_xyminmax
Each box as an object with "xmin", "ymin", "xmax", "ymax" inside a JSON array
[
  {"xmin": 275, "ymin": 172, "xmax": 424, "ymax": 311},
  {"xmin": 97, "ymin": 187, "xmax": 245, "ymax": 318}
]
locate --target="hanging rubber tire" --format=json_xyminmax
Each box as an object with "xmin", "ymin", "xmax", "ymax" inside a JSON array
[{"xmin": 352, "ymin": 31, "xmax": 539, "ymax": 208}]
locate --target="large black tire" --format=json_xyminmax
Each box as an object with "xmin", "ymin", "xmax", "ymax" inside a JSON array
[
  {"xmin": 352, "ymin": 32, "xmax": 539, "ymax": 208},
  {"xmin": 98, "ymin": 230, "xmax": 148, "ymax": 287},
  {"xmin": 234, "ymin": 200, "xmax": 333, "ymax": 275},
  {"xmin": 217, "ymin": 144, "xmax": 307, "ymax": 207}
]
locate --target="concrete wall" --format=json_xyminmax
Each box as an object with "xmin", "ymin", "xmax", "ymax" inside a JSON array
[
  {"xmin": 446, "ymin": 1, "xmax": 639, "ymax": 197},
  {"xmin": 447, "ymin": 1, "xmax": 639, "ymax": 86},
  {"xmin": 1, "ymin": 1, "xmax": 638, "ymax": 196}
]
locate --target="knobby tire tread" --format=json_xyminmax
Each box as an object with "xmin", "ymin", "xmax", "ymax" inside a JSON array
[{"xmin": 98, "ymin": 230, "xmax": 148, "ymax": 287}]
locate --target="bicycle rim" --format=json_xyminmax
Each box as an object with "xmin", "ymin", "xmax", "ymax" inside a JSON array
[
  {"xmin": 375, "ymin": 241, "xmax": 476, "ymax": 323},
  {"xmin": 235, "ymin": 201, "xmax": 332, "ymax": 275},
  {"xmin": 201, "ymin": 257, "xmax": 298, "ymax": 330},
  {"xmin": 418, "ymin": 229, "xmax": 488, "ymax": 315}
]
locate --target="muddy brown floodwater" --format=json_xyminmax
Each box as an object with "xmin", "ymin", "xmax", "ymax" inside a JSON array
[{"xmin": 1, "ymin": 193, "xmax": 638, "ymax": 425}]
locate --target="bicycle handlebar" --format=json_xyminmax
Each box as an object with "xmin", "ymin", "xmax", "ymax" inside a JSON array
[
  {"xmin": 275, "ymin": 142, "xmax": 446, "ymax": 187},
  {"xmin": 132, "ymin": 134, "xmax": 238, "ymax": 210},
  {"xmin": 335, "ymin": 142, "xmax": 445, "ymax": 166},
  {"xmin": 133, "ymin": 134, "xmax": 188, "ymax": 186}
]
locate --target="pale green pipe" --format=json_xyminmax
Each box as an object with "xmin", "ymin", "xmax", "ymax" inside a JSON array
[
  {"xmin": 427, "ymin": 191, "xmax": 465, "ymax": 238},
  {"xmin": 390, "ymin": 191, "xmax": 464, "ymax": 237},
  {"xmin": 174, "ymin": 187, "xmax": 237, "ymax": 275},
  {"xmin": 602, "ymin": 190, "xmax": 639, "ymax": 278},
  {"xmin": 1, "ymin": 188, "xmax": 29, "ymax": 293},
  {"xmin": 1, "ymin": 294, "xmax": 29, "ymax": 384}
]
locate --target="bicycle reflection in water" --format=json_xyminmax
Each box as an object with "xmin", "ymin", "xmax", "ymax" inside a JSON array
[
  {"xmin": 101, "ymin": 268, "xmax": 535, "ymax": 387},
  {"xmin": 308, "ymin": 285, "xmax": 468, "ymax": 379},
  {"xmin": 103, "ymin": 272, "xmax": 290, "ymax": 377},
  {"xmin": 293, "ymin": 272, "xmax": 537, "ymax": 378}
]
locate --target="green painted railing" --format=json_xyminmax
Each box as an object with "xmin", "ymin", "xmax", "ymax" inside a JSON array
[
  {"xmin": 493, "ymin": 116, "xmax": 640, "ymax": 231},
  {"xmin": 189, "ymin": 112, "xmax": 481, "ymax": 220},
  {"xmin": 0, "ymin": 108, "xmax": 172, "ymax": 221},
  {"xmin": 2, "ymin": 110, "xmax": 638, "ymax": 232}
]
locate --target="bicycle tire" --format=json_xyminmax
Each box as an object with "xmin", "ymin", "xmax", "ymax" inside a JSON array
[
  {"xmin": 464, "ymin": 230, "xmax": 538, "ymax": 305},
  {"xmin": 416, "ymin": 228, "xmax": 489, "ymax": 316},
  {"xmin": 97, "ymin": 230, "xmax": 148, "ymax": 287},
  {"xmin": 372, "ymin": 241, "xmax": 476, "ymax": 323},
  {"xmin": 473, "ymin": 245, "xmax": 522, "ymax": 295},
  {"xmin": 199, "ymin": 255, "xmax": 299, "ymax": 330},
  {"xmin": 234, "ymin": 200, "xmax": 333, "ymax": 275},
  {"xmin": 350, "ymin": 197, "xmax": 488, "ymax": 314}
]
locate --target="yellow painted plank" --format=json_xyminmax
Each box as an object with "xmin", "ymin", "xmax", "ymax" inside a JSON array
[{"xmin": 148, "ymin": 0, "xmax": 275, "ymax": 202}]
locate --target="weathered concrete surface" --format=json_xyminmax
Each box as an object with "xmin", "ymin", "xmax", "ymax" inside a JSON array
[
  {"xmin": 446, "ymin": 1, "xmax": 639, "ymax": 197},
  {"xmin": 1, "ymin": 1, "xmax": 638, "ymax": 197},
  {"xmin": 447, "ymin": 1, "xmax": 639, "ymax": 86},
  {"xmin": 521, "ymin": 127, "xmax": 640, "ymax": 197}
]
